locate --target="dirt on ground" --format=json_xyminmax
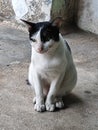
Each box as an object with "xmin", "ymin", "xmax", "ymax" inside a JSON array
[{"xmin": 0, "ymin": 23, "xmax": 98, "ymax": 130}]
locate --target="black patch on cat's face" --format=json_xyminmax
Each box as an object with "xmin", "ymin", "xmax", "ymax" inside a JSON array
[
  {"xmin": 40, "ymin": 23, "xmax": 59, "ymax": 43},
  {"xmin": 29, "ymin": 22, "xmax": 59, "ymax": 43}
]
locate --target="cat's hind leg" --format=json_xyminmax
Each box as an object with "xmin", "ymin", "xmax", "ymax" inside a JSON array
[{"xmin": 55, "ymin": 97, "xmax": 64, "ymax": 109}]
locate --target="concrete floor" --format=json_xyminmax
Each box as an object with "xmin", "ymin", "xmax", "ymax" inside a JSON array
[{"xmin": 0, "ymin": 23, "xmax": 98, "ymax": 130}]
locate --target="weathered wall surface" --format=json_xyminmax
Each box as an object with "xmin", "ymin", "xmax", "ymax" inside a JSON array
[
  {"xmin": 0, "ymin": 0, "xmax": 52, "ymax": 22},
  {"xmin": 78, "ymin": 0, "xmax": 98, "ymax": 34},
  {"xmin": 12, "ymin": 0, "xmax": 52, "ymax": 22},
  {"xmin": 51, "ymin": 0, "xmax": 78, "ymax": 25},
  {"xmin": 0, "ymin": 0, "xmax": 14, "ymax": 21},
  {"xmin": 1, "ymin": 0, "xmax": 98, "ymax": 34},
  {"xmin": 3, "ymin": 0, "xmax": 77, "ymax": 23}
]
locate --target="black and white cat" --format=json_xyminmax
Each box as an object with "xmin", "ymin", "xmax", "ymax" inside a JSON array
[{"xmin": 22, "ymin": 17, "xmax": 77, "ymax": 112}]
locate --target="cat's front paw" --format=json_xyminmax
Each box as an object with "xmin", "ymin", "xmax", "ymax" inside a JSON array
[
  {"xmin": 46, "ymin": 103, "xmax": 55, "ymax": 112},
  {"xmin": 34, "ymin": 104, "xmax": 46, "ymax": 112}
]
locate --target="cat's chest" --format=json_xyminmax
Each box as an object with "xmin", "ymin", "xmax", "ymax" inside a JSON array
[
  {"xmin": 32, "ymin": 52, "xmax": 66, "ymax": 76},
  {"xmin": 35, "ymin": 59, "xmax": 65, "ymax": 82},
  {"xmin": 31, "ymin": 44, "xmax": 67, "ymax": 81}
]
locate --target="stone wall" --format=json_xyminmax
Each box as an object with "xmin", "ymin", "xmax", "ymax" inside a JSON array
[
  {"xmin": 77, "ymin": 0, "xmax": 98, "ymax": 34},
  {"xmin": 1, "ymin": 0, "xmax": 98, "ymax": 34},
  {"xmin": 0, "ymin": 0, "xmax": 52, "ymax": 22},
  {"xmin": 12, "ymin": 0, "xmax": 52, "ymax": 22},
  {"xmin": 0, "ymin": 0, "xmax": 14, "ymax": 21},
  {"xmin": 51, "ymin": 0, "xmax": 79, "ymax": 25},
  {"xmin": 0, "ymin": 0, "xmax": 78, "ymax": 24}
]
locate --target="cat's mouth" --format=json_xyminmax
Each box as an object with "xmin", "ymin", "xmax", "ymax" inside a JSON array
[
  {"xmin": 38, "ymin": 51, "xmax": 44, "ymax": 54},
  {"xmin": 36, "ymin": 45, "xmax": 54, "ymax": 54},
  {"xmin": 36, "ymin": 49, "xmax": 48, "ymax": 54}
]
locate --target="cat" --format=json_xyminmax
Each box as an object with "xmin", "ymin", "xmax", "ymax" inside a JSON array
[{"xmin": 21, "ymin": 17, "xmax": 77, "ymax": 112}]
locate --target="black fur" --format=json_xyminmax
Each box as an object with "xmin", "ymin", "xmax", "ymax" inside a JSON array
[
  {"xmin": 27, "ymin": 21, "xmax": 59, "ymax": 43},
  {"xmin": 40, "ymin": 23, "xmax": 59, "ymax": 42},
  {"xmin": 65, "ymin": 40, "xmax": 71, "ymax": 53},
  {"xmin": 21, "ymin": 19, "xmax": 70, "ymax": 52}
]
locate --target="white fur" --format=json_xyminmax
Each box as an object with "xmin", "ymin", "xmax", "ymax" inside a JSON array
[{"xmin": 28, "ymin": 32, "xmax": 77, "ymax": 112}]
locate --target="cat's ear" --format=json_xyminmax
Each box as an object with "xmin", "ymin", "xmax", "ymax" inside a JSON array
[
  {"xmin": 21, "ymin": 19, "xmax": 36, "ymax": 32},
  {"xmin": 51, "ymin": 17, "xmax": 65, "ymax": 28}
]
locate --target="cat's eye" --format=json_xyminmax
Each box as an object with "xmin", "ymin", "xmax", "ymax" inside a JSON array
[{"xmin": 31, "ymin": 38, "xmax": 36, "ymax": 42}]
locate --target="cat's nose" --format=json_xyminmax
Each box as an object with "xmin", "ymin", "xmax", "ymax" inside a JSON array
[{"xmin": 37, "ymin": 46, "xmax": 43, "ymax": 53}]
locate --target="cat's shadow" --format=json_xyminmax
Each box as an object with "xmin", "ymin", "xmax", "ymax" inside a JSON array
[{"xmin": 56, "ymin": 93, "xmax": 83, "ymax": 111}]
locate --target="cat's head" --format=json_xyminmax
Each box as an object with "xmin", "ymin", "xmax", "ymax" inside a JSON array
[{"xmin": 21, "ymin": 17, "xmax": 64, "ymax": 54}]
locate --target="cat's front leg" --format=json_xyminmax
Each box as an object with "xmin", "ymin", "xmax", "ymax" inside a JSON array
[
  {"xmin": 46, "ymin": 72, "xmax": 65, "ymax": 111},
  {"xmin": 32, "ymin": 72, "xmax": 46, "ymax": 112}
]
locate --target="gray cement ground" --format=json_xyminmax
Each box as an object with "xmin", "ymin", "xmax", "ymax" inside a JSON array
[{"xmin": 0, "ymin": 23, "xmax": 98, "ymax": 130}]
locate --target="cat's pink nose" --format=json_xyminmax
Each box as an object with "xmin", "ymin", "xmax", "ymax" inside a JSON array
[{"xmin": 37, "ymin": 46, "xmax": 43, "ymax": 53}]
